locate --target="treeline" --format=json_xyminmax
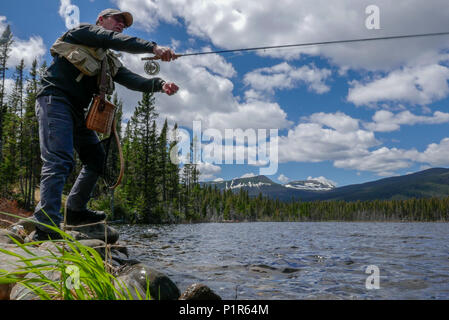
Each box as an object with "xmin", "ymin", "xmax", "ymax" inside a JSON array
[
  {"xmin": 190, "ymin": 188, "xmax": 449, "ymax": 222},
  {"xmin": 0, "ymin": 25, "xmax": 44, "ymax": 210},
  {"xmin": 1, "ymin": 24, "xmax": 448, "ymax": 224}
]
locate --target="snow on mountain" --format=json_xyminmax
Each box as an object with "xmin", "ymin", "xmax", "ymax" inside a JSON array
[{"xmin": 284, "ymin": 179, "xmax": 336, "ymax": 191}]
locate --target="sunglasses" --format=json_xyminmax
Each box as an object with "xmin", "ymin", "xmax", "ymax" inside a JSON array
[{"xmin": 104, "ymin": 14, "xmax": 127, "ymax": 26}]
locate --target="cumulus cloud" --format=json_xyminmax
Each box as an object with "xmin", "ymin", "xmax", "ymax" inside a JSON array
[
  {"xmin": 306, "ymin": 112, "xmax": 360, "ymax": 133},
  {"xmin": 364, "ymin": 110, "xmax": 449, "ymax": 132},
  {"xmin": 334, "ymin": 147, "xmax": 420, "ymax": 176},
  {"xmin": 278, "ymin": 112, "xmax": 379, "ymax": 163},
  {"xmin": 418, "ymin": 138, "xmax": 449, "ymax": 167},
  {"xmin": 0, "ymin": 16, "xmax": 46, "ymax": 69},
  {"xmin": 197, "ymin": 162, "xmax": 222, "ymax": 181},
  {"xmin": 108, "ymin": 1, "xmax": 449, "ymax": 178},
  {"xmin": 0, "ymin": 16, "xmax": 7, "ymax": 32},
  {"xmin": 114, "ymin": 0, "xmax": 449, "ymax": 71},
  {"xmin": 348, "ymin": 64, "xmax": 449, "ymax": 106},
  {"xmin": 116, "ymin": 50, "xmax": 291, "ymax": 131},
  {"xmin": 276, "ymin": 110, "xmax": 449, "ymax": 176},
  {"xmin": 2, "ymin": 78, "xmax": 15, "ymax": 98},
  {"xmin": 240, "ymin": 173, "xmax": 256, "ymax": 178},
  {"xmin": 243, "ymin": 62, "xmax": 331, "ymax": 96},
  {"xmin": 8, "ymin": 37, "xmax": 46, "ymax": 69}
]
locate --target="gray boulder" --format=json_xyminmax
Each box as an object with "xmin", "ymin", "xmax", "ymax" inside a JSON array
[
  {"xmin": 9, "ymin": 269, "xmax": 61, "ymax": 300},
  {"xmin": 179, "ymin": 283, "xmax": 222, "ymax": 300},
  {"xmin": 0, "ymin": 229, "xmax": 24, "ymax": 244},
  {"xmin": 24, "ymin": 230, "xmax": 90, "ymax": 243},
  {"xmin": 8, "ymin": 217, "xmax": 38, "ymax": 235},
  {"xmin": 115, "ymin": 263, "xmax": 180, "ymax": 300},
  {"xmin": 0, "ymin": 244, "xmax": 48, "ymax": 300},
  {"xmin": 66, "ymin": 223, "xmax": 119, "ymax": 244}
]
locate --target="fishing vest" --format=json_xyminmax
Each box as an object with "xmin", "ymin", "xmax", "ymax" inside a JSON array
[{"xmin": 50, "ymin": 35, "xmax": 122, "ymax": 95}]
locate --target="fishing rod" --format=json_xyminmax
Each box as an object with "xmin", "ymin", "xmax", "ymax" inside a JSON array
[{"xmin": 141, "ymin": 31, "xmax": 449, "ymax": 75}]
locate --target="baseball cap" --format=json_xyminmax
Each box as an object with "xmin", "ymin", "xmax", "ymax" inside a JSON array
[{"xmin": 96, "ymin": 8, "xmax": 133, "ymax": 28}]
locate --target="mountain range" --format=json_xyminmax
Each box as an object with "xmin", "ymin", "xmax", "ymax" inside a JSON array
[{"xmin": 201, "ymin": 168, "xmax": 449, "ymax": 201}]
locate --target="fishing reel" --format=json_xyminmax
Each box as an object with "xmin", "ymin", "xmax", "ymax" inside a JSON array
[
  {"xmin": 142, "ymin": 54, "xmax": 181, "ymax": 76},
  {"xmin": 144, "ymin": 60, "xmax": 160, "ymax": 76}
]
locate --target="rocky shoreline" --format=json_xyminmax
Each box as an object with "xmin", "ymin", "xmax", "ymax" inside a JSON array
[{"xmin": 0, "ymin": 218, "xmax": 222, "ymax": 300}]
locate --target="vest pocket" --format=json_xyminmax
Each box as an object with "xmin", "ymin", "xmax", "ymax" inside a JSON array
[{"xmin": 67, "ymin": 49, "xmax": 101, "ymax": 76}]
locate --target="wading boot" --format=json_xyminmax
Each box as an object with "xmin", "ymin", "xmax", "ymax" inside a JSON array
[{"xmin": 66, "ymin": 208, "xmax": 106, "ymax": 226}]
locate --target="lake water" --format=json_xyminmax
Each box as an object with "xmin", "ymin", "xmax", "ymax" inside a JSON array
[{"xmin": 115, "ymin": 222, "xmax": 449, "ymax": 300}]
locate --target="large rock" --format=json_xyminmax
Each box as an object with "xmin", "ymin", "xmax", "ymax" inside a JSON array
[
  {"xmin": 116, "ymin": 263, "xmax": 180, "ymax": 300},
  {"xmin": 40, "ymin": 239, "xmax": 140, "ymax": 268},
  {"xmin": 24, "ymin": 230, "xmax": 90, "ymax": 243},
  {"xmin": 0, "ymin": 244, "xmax": 48, "ymax": 300},
  {"xmin": 8, "ymin": 217, "xmax": 38, "ymax": 235},
  {"xmin": 66, "ymin": 223, "xmax": 119, "ymax": 244},
  {"xmin": 9, "ymin": 217, "xmax": 119, "ymax": 245},
  {"xmin": 0, "ymin": 229, "xmax": 24, "ymax": 244},
  {"xmin": 179, "ymin": 283, "xmax": 222, "ymax": 300},
  {"xmin": 9, "ymin": 269, "xmax": 61, "ymax": 300}
]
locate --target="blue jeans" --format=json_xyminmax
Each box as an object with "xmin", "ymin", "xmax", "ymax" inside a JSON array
[{"xmin": 34, "ymin": 95, "xmax": 105, "ymax": 231}]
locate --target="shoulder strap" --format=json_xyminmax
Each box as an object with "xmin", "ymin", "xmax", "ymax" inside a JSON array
[{"xmin": 99, "ymin": 58, "xmax": 109, "ymax": 100}]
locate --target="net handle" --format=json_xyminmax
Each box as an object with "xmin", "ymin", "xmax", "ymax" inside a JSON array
[{"xmin": 109, "ymin": 118, "xmax": 124, "ymax": 190}]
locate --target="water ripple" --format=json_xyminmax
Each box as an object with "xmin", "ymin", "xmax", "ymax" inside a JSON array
[{"xmin": 116, "ymin": 222, "xmax": 449, "ymax": 299}]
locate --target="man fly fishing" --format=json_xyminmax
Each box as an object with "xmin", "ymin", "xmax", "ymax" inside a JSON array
[{"xmin": 33, "ymin": 8, "xmax": 179, "ymax": 240}]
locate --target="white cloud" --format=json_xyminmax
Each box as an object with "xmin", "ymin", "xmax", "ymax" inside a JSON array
[
  {"xmin": 240, "ymin": 173, "xmax": 256, "ymax": 178},
  {"xmin": 278, "ymin": 174, "xmax": 289, "ymax": 183},
  {"xmin": 114, "ymin": 0, "xmax": 449, "ymax": 71},
  {"xmin": 207, "ymin": 100, "xmax": 291, "ymax": 131},
  {"xmin": 243, "ymin": 62, "xmax": 331, "ymax": 96},
  {"xmin": 2, "ymin": 78, "xmax": 15, "ymax": 98},
  {"xmin": 0, "ymin": 16, "xmax": 7, "ymax": 33},
  {"xmin": 334, "ymin": 147, "xmax": 420, "ymax": 176},
  {"xmin": 278, "ymin": 112, "xmax": 379, "ymax": 163},
  {"xmin": 197, "ymin": 162, "xmax": 221, "ymax": 181},
  {"xmin": 364, "ymin": 110, "xmax": 449, "ymax": 132},
  {"xmin": 116, "ymin": 50, "xmax": 291, "ymax": 131},
  {"xmin": 306, "ymin": 112, "xmax": 360, "ymax": 133},
  {"xmin": 8, "ymin": 37, "xmax": 46, "ymax": 69},
  {"xmin": 275, "ymin": 111, "xmax": 449, "ymax": 176},
  {"xmin": 213, "ymin": 177, "xmax": 224, "ymax": 182},
  {"xmin": 418, "ymin": 138, "xmax": 449, "ymax": 167},
  {"xmin": 0, "ymin": 16, "xmax": 46, "ymax": 69},
  {"xmin": 348, "ymin": 64, "xmax": 449, "ymax": 106}
]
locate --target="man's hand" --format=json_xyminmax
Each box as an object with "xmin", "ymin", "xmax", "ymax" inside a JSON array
[
  {"xmin": 153, "ymin": 45, "xmax": 178, "ymax": 62},
  {"xmin": 162, "ymin": 82, "xmax": 179, "ymax": 96}
]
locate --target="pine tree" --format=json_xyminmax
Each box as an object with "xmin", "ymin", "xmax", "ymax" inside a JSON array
[
  {"xmin": 0, "ymin": 25, "xmax": 13, "ymax": 163},
  {"xmin": 168, "ymin": 123, "xmax": 180, "ymax": 200},
  {"xmin": 131, "ymin": 92, "xmax": 159, "ymax": 223},
  {"xmin": 1, "ymin": 60, "xmax": 25, "ymax": 194},
  {"xmin": 20, "ymin": 59, "xmax": 39, "ymax": 209}
]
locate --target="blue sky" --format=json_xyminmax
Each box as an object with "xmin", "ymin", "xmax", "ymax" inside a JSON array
[{"xmin": 1, "ymin": 0, "xmax": 449, "ymax": 187}]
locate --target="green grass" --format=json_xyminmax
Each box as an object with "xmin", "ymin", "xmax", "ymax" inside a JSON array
[{"xmin": 0, "ymin": 211, "xmax": 151, "ymax": 300}]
